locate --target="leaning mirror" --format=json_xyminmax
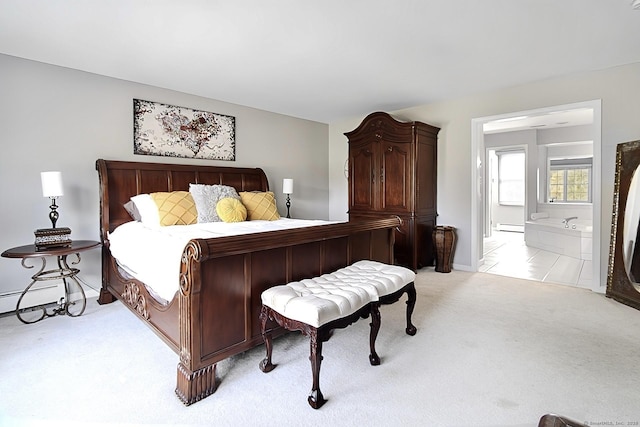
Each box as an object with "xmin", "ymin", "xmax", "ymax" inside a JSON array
[{"xmin": 607, "ymin": 139, "xmax": 640, "ymax": 309}]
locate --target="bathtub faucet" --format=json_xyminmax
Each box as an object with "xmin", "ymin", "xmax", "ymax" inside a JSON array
[{"xmin": 562, "ymin": 216, "xmax": 578, "ymax": 227}]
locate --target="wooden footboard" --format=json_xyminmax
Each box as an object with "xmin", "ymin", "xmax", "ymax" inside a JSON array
[
  {"xmin": 96, "ymin": 158, "xmax": 399, "ymax": 405},
  {"xmin": 175, "ymin": 218, "xmax": 399, "ymax": 404}
]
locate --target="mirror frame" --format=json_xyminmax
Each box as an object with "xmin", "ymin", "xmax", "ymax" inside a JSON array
[{"xmin": 607, "ymin": 139, "xmax": 640, "ymax": 310}]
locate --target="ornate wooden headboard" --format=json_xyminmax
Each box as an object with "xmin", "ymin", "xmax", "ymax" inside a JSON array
[{"xmin": 95, "ymin": 159, "xmax": 269, "ymax": 239}]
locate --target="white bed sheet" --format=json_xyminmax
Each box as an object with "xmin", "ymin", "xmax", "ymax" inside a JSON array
[{"xmin": 108, "ymin": 218, "xmax": 341, "ymax": 303}]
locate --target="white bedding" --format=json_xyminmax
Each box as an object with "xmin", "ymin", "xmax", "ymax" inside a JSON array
[{"xmin": 108, "ymin": 218, "xmax": 341, "ymax": 303}]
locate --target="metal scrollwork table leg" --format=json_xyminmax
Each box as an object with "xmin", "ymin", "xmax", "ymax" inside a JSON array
[{"xmin": 15, "ymin": 253, "xmax": 86, "ymax": 324}]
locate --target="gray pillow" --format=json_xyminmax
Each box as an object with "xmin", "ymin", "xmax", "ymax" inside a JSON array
[
  {"xmin": 189, "ymin": 183, "xmax": 240, "ymax": 223},
  {"xmin": 123, "ymin": 200, "xmax": 142, "ymax": 221}
]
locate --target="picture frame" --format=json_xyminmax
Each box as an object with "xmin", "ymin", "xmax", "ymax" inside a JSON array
[{"xmin": 133, "ymin": 99, "xmax": 236, "ymax": 161}]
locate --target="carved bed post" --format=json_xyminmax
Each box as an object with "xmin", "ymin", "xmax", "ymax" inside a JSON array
[
  {"xmin": 175, "ymin": 240, "xmax": 217, "ymax": 405},
  {"xmin": 96, "ymin": 159, "xmax": 115, "ymax": 305}
]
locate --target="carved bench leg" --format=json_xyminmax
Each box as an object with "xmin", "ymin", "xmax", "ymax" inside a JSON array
[
  {"xmin": 259, "ymin": 305, "xmax": 276, "ymax": 373},
  {"xmin": 369, "ymin": 302, "xmax": 381, "ymax": 366},
  {"xmin": 259, "ymin": 300, "xmax": 379, "ymax": 409},
  {"xmin": 378, "ymin": 282, "xmax": 418, "ymax": 336},
  {"xmin": 308, "ymin": 327, "xmax": 326, "ymax": 409},
  {"xmin": 405, "ymin": 283, "xmax": 417, "ymax": 336}
]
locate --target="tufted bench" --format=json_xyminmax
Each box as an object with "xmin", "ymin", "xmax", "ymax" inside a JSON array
[{"xmin": 258, "ymin": 260, "xmax": 417, "ymax": 409}]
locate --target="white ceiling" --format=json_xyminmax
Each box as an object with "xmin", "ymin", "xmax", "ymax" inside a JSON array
[
  {"xmin": 483, "ymin": 108, "xmax": 594, "ymax": 134},
  {"xmin": 1, "ymin": 0, "xmax": 639, "ymax": 123}
]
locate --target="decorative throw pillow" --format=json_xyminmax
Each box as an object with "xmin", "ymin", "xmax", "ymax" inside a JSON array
[
  {"xmin": 239, "ymin": 191, "xmax": 281, "ymax": 221},
  {"xmin": 150, "ymin": 191, "xmax": 198, "ymax": 226},
  {"xmin": 189, "ymin": 183, "xmax": 240, "ymax": 223},
  {"xmin": 130, "ymin": 194, "xmax": 161, "ymax": 227},
  {"xmin": 123, "ymin": 200, "xmax": 142, "ymax": 222},
  {"xmin": 216, "ymin": 197, "xmax": 247, "ymax": 223}
]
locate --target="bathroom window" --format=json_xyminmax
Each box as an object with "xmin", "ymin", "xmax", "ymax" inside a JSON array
[
  {"xmin": 498, "ymin": 151, "xmax": 525, "ymax": 206},
  {"xmin": 548, "ymin": 158, "xmax": 592, "ymax": 203}
]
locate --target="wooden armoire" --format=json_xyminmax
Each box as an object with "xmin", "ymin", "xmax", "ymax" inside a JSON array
[{"xmin": 345, "ymin": 112, "xmax": 440, "ymax": 271}]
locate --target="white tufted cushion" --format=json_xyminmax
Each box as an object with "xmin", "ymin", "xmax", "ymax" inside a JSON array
[
  {"xmin": 341, "ymin": 260, "xmax": 416, "ymax": 298},
  {"xmin": 261, "ymin": 261, "xmax": 415, "ymax": 328}
]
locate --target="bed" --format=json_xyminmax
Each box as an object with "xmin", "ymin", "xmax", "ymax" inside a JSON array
[{"xmin": 96, "ymin": 159, "xmax": 400, "ymax": 405}]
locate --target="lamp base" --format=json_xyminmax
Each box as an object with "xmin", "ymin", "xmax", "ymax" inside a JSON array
[
  {"xmin": 285, "ymin": 194, "xmax": 291, "ymax": 219},
  {"xmin": 34, "ymin": 227, "xmax": 72, "ymax": 250}
]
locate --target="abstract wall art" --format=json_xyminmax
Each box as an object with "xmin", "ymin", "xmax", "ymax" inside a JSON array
[{"xmin": 133, "ymin": 99, "xmax": 236, "ymax": 160}]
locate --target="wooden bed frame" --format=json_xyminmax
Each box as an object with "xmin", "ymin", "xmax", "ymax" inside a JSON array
[{"xmin": 96, "ymin": 159, "xmax": 400, "ymax": 405}]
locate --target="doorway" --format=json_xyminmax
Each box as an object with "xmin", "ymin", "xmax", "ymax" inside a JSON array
[
  {"xmin": 471, "ymin": 100, "xmax": 602, "ymax": 292},
  {"xmin": 486, "ymin": 147, "xmax": 526, "ymax": 235}
]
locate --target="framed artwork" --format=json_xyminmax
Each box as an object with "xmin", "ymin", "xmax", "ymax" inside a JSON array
[{"xmin": 133, "ymin": 99, "xmax": 236, "ymax": 161}]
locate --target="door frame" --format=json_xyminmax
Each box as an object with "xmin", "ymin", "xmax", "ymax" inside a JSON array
[{"xmin": 471, "ymin": 100, "xmax": 603, "ymax": 292}]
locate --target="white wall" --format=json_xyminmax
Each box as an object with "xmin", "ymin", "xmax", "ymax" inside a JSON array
[
  {"xmin": 0, "ymin": 54, "xmax": 328, "ymax": 312},
  {"xmin": 329, "ymin": 61, "xmax": 640, "ymax": 289}
]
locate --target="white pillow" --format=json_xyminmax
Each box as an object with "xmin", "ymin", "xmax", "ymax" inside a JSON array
[
  {"xmin": 130, "ymin": 194, "xmax": 161, "ymax": 227},
  {"xmin": 189, "ymin": 183, "xmax": 240, "ymax": 223}
]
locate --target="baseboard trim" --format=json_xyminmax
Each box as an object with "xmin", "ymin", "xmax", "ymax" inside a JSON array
[
  {"xmin": 0, "ymin": 282, "xmax": 99, "ymax": 315},
  {"xmin": 495, "ymin": 223, "xmax": 524, "ymax": 233},
  {"xmin": 0, "ymin": 285, "xmax": 59, "ymax": 315}
]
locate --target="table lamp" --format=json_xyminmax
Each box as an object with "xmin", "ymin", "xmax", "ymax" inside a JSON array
[
  {"xmin": 41, "ymin": 171, "xmax": 64, "ymax": 228},
  {"xmin": 283, "ymin": 178, "xmax": 293, "ymax": 218},
  {"xmin": 35, "ymin": 171, "xmax": 72, "ymax": 249}
]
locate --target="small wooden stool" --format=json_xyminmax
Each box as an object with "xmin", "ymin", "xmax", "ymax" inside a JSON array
[{"xmin": 259, "ymin": 260, "xmax": 416, "ymax": 409}]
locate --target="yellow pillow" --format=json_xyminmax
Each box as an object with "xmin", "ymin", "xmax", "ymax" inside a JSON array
[
  {"xmin": 150, "ymin": 191, "xmax": 198, "ymax": 226},
  {"xmin": 239, "ymin": 191, "xmax": 281, "ymax": 221},
  {"xmin": 216, "ymin": 197, "xmax": 247, "ymax": 223}
]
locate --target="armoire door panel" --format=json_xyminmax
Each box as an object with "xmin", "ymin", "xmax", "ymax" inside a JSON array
[
  {"xmin": 381, "ymin": 142, "xmax": 411, "ymax": 211},
  {"xmin": 350, "ymin": 146, "xmax": 376, "ymax": 210}
]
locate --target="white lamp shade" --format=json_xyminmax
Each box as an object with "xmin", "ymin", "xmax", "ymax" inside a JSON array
[
  {"xmin": 282, "ymin": 178, "xmax": 293, "ymax": 194},
  {"xmin": 41, "ymin": 171, "xmax": 64, "ymax": 198}
]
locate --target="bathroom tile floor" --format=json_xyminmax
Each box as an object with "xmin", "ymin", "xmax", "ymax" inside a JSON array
[{"xmin": 480, "ymin": 230, "xmax": 592, "ymax": 288}]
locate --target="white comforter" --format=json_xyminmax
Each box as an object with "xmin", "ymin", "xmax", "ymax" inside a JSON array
[{"xmin": 108, "ymin": 219, "xmax": 340, "ymax": 303}]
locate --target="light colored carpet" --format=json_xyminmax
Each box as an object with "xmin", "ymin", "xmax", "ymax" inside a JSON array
[{"xmin": 1, "ymin": 268, "xmax": 639, "ymax": 427}]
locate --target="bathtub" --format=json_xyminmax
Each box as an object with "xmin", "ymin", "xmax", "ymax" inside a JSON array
[{"xmin": 524, "ymin": 217, "xmax": 593, "ymax": 260}]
